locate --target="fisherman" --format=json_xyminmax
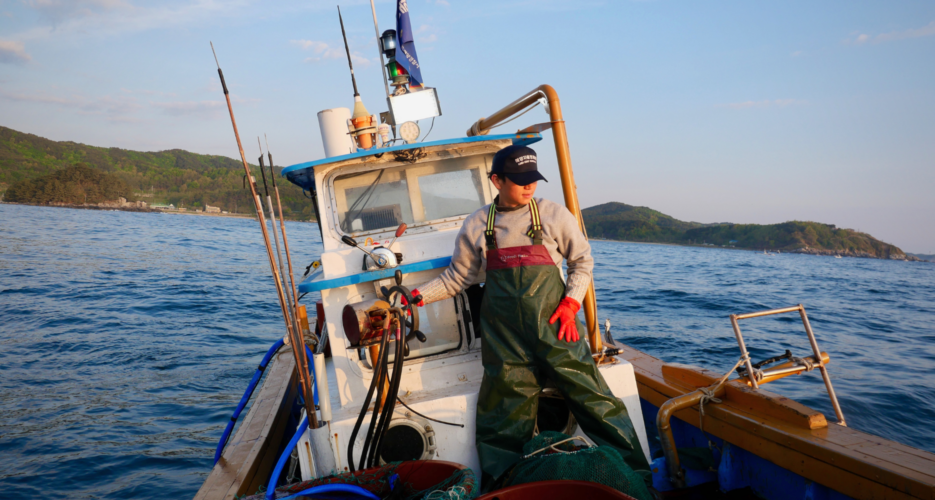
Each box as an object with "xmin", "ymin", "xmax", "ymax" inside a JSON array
[{"xmin": 407, "ymin": 145, "xmax": 649, "ymax": 486}]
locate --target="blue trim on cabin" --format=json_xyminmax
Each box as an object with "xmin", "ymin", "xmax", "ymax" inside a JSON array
[
  {"xmin": 298, "ymin": 256, "xmax": 452, "ymax": 293},
  {"xmin": 281, "ymin": 133, "xmax": 542, "ymax": 191}
]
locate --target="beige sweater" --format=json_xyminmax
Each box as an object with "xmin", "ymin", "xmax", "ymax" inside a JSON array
[{"xmin": 418, "ymin": 197, "xmax": 593, "ymax": 305}]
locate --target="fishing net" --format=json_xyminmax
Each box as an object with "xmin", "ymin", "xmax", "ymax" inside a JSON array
[
  {"xmin": 260, "ymin": 461, "xmax": 478, "ymax": 500},
  {"xmin": 497, "ymin": 431, "xmax": 652, "ymax": 500}
]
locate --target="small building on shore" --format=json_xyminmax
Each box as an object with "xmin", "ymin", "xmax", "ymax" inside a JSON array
[{"xmin": 205, "ymin": 205, "xmax": 221, "ymax": 213}]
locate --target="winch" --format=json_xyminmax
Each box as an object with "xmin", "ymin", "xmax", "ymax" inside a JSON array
[{"xmin": 342, "ymin": 269, "xmax": 428, "ymax": 472}]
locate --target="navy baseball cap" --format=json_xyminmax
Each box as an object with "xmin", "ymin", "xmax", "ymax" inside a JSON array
[{"xmin": 490, "ymin": 145, "xmax": 547, "ymax": 186}]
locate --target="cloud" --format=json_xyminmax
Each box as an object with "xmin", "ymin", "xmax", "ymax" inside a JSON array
[
  {"xmin": 414, "ymin": 24, "xmax": 440, "ymax": 45},
  {"xmin": 0, "ymin": 40, "xmax": 32, "ymax": 64},
  {"xmin": 120, "ymin": 88, "xmax": 178, "ymax": 97},
  {"xmin": 151, "ymin": 100, "xmax": 224, "ymax": 119},
  {"xmin": 23, "ymin": 0, "xmax": 132, "ymax": 27},
  {"xmin": 0, "ymin": 89, "xmax": 70, "ymax": 105},
  {"xmin": 292, "ymin": 39, "xmax": 372, "ymax": 66},
  {"xmin": 291, "ymin": 39, "xmax": 344, "ymax": 60},
  {"xmin": 0, "ymin": 89, "xmax": 142, "ymax": 121},
  {"xmin": 721, "ymin": 99, "xmax": 805, "ymax": 110},
  {"xmin": 427, "ymin": 0, "xmax": 450, "ymax": 6},
  {"xmin": 848, "ymin": 20, "xmax": 935, "ymax": 45},
  {"xmin": 13, "ymin": 0, "xmax": 254, "ymax": 42},
  {"xmin": 151, "ymin": 96, "xmax": 257, "ymax": 119}
]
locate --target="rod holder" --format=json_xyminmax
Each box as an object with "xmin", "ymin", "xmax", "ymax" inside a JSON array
[{"xmin": 730, "ymin": 304, "xmax": 847, "ymax": 426}]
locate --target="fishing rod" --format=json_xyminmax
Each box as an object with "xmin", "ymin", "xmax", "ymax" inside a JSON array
[
  {"xmin": 210, "ymin": 42, "xmax": 318, "ymax": 429},
  {"xmin": 257, "ymin": 137, "xmax": 297, "ymax": 322},
  {"xmin": 338, "ymin": 5, "xmax": 358, "ymax": 97},
  {"xmin": 264, "ymin": 134, "xmax": 301, "ymax": 320}
]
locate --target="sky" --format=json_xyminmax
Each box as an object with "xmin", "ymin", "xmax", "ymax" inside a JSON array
[{"xmin": 1, "ymin": 0, "xmax": 933, "ymax": 253}]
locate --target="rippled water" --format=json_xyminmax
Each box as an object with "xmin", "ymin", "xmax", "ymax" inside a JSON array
[{"xmin": 1, "ymin": 203, "xmax": 933, "ymax": 498}]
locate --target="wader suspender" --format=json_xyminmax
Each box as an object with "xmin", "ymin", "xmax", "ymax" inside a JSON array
[
  {"xmin": 484, "ymin": 199, "xmax": 543, "ymax": 250},
  {"xmin": 474, "ymin": 196, "xmax": 651, "ymax": 484}
]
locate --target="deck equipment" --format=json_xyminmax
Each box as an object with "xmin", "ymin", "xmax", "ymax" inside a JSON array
[
  {"xmin": 494, "ymin": 431, "xmax": 652, "ymax": 500},
  {"xmin": 654, "ymin": 305, "xmax": 847, "ymax": 490}
]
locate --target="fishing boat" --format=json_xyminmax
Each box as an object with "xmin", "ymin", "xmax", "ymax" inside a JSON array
[{"xmin": 196, "ymin": 5, "xmax": 935, "ymax": 500}]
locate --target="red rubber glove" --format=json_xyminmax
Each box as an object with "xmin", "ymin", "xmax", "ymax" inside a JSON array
[
  {"xmin": 400, "ymin": 288, "xmax": 424, "ymax": 307},
  {"xmin": 549, "ymin": 297, "xmax": 581, "ymax": 342}
]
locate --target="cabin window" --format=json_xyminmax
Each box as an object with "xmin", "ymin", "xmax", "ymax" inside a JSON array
[
  {"xmin": 419, "ymin": 169, "xmax": 486, "ymax": 221},
  {"xmin": 332, "ymin": 154, "xmax": 493, "ymax": 236}
]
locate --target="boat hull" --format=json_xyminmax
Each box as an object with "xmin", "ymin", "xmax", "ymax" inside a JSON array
[{"xmin": 198, "ymin": 345, "xmax": 935, "ymax": 500}]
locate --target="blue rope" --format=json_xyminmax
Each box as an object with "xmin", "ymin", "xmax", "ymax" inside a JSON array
[
  {"xmin": 264, "ymin": 346, "xmax": 323, "ymax": 499},
  {"xmin": 214, "ymin": 340, "xmax": 320, "ymax": 465},
  {"xmin": 267, "ymin": 414, "xmax": 308, "ymax": 500},
  {"xmin": 275, "ymin": 484, "xmax": 379, "ymax": 500},
  {"xmin": 214, "ymin": 339, "xmax": 285, "ymax": 464}
]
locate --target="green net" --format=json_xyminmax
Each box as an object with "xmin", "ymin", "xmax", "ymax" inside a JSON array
[{"xmin": 498, "ymin": 431, "xmax": 653, "ymax": 500}]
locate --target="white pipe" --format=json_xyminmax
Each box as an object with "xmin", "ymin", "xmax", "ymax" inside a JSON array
[{"xmin": 314, "ymin": 352, "xmax": 332, "ymax": 422}]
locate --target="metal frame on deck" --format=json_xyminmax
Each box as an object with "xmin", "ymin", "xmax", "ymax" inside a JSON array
[{"xmin": 730, "ymin": 304, "xmax": 847, "ymax": 426}]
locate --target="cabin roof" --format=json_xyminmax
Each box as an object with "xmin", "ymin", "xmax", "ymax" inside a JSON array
[{"xmin": 280, "ymin": 133, "xmax": 542, "ymax": 192}]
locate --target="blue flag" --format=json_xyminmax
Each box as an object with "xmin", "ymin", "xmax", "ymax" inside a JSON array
[{"xmin": 395, "ymin": 0, "xmax": 423, "ymax": 87}]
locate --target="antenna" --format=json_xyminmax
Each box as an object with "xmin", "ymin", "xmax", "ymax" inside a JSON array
[
  {"xmin": 369, "ymin": 0, "xmax": 391, "ymax": 99},
  {"xmin": 210, "ymin": 41, "xmax": 220, "ymax": 68},
  {"xmin": 338, "ymin": 6, "xmax": 359, "ymax": 96}
]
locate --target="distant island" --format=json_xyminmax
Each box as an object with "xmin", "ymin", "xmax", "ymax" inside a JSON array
[
  {"xmin": 582, "ymin": 202, "xmax": 918, "ymax": 261},
  {"xmin": 0, "ymin": 125, "xmax": 311, "ymax": 219},
  {"xmin": 1, "ymin": 126, "xmax": 921, "ymax": 261}
]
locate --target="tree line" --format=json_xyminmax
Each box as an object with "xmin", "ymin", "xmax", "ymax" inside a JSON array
[
  {"xmin": 4, "ymin": 164, "xmax": 134, "ymax": 205},
  {"xmin": 0, "ymin": 125, "xmax": 314, "ymax": 219}
]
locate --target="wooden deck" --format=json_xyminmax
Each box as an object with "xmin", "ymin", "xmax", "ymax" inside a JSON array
[
  {"xmin": 622, "ymin": 347, "xmax": 935, "ymax": 500},
  {"xmin": 195, "ymin": 349, "xmax": 299, "ymax": 500},
  {"xmin": 193, "ymin": 340, "xmax": 935, "ymax": 500}
]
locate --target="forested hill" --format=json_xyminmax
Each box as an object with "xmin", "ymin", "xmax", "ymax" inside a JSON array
[
  {"xmin": 0, "ymin": 125, "xmax": 313, "ymax": 219},
  {"xmin": 582, "ymin": 202, "xmax": 913, "ymax": 260},
  {"xmin": 580, "ymin": 202, "xmax": 707, "ymax": 243}
]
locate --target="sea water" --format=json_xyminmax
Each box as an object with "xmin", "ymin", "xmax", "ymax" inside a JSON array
[{"xmin": 1, "ymin": 203, "xmax": 933, "ymax": 498}]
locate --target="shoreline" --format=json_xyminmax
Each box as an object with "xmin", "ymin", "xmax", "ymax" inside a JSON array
[
  {"xmin": 3, "ymin": 202, "xmax": 921, "ymax": 261},
  {"xmin": 0, "ymin": 201, "xmax": 317, "ymax": 223},
  {"xmin": 590, "ymin": 237, "xmax": 926, "ymax": 262}
]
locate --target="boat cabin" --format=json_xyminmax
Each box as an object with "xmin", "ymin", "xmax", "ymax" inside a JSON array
[{"xmin": 279, "ymin": 132, "xmax": 650, "ymax": 477}]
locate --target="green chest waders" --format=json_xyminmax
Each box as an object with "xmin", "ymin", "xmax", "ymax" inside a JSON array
[{"xmin": 474, "ymin": 199, "xmax": 649, "ymax": 487}]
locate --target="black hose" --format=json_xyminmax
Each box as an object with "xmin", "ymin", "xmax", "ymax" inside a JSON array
[
  {"xmin": 372, "ymin": 324, "xmax": 407, "ymax": 466},
  {"xmin": 369, "ymin": 319, "xmax": 403, "ymax": 467},
  {"xmin": 347, "ymin": 286, "xmax": 421, "ymax": 470},
  {"xmin": 346, "ymin": 326, "xmax": 389, "ymax": 472},
  {"xmin": 359, "ymin": 333, "xmax": 391, "ymax": 470}
]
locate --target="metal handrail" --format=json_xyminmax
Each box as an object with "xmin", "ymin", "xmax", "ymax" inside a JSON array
[{"xmin": 730, "ymin": 304, "xmax": 847, "ymax": 426}]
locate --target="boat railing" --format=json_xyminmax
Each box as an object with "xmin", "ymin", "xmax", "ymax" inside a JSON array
[
  {"xmin": 656, "ymin": 304, "xmax": 847, "ymax": 489},
  {"xmin": 729, "ymin": 304, "xmax": 846, "ymax": 425}
]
